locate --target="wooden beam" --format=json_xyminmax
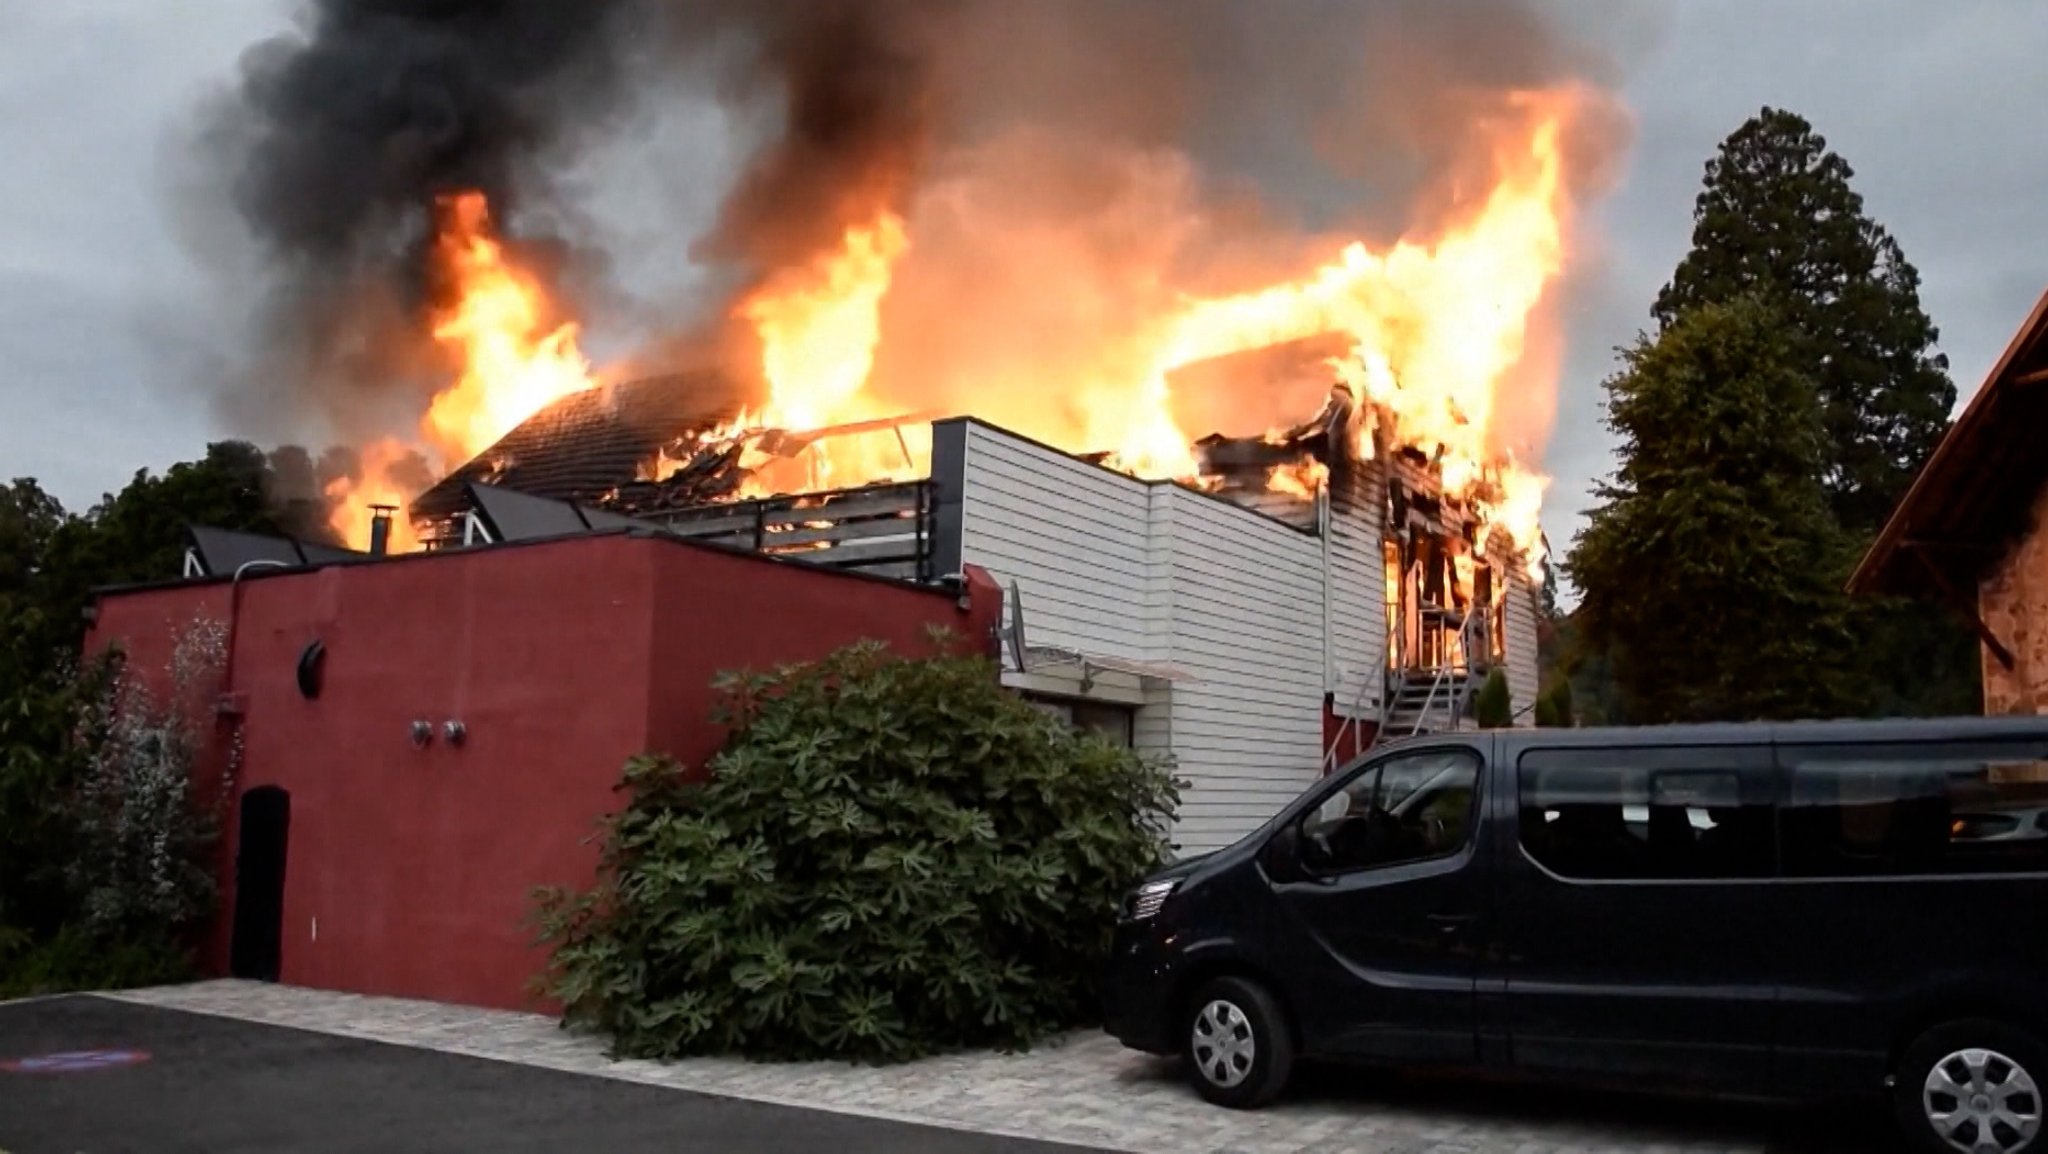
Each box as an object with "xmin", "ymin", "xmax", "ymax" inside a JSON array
[
  {"xmin": 1908, "ymin": 545, "xmax": 2016, "ymax": 670},
  {"xmin": 2012, "ymin": 365, "xmax": 2048, "ymax": 387}
]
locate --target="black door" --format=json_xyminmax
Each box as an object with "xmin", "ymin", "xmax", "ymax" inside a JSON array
[
  {"xmin": 1501, "ymin": 743, "xmax": 1780, "ymax": 1093},
  {"xmin": 229, "ymin": 786, "xmax": 290, "ymax": 982},
  {"xmin": 1267, "ymin": 740, "xmax": 1488, "ymax": 1064}
]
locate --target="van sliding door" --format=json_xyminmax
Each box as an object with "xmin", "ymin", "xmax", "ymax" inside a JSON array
[
  {"xmin": 1501, "ymin": 744, "xmax": 1779, "ymax": 1093},
  {"xmin": 1773, "ymin": 737, "xmax": 2048, "ymax": 1095}
]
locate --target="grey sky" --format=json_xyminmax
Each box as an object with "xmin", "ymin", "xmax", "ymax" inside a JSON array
[{"xmin": 2, "ymin": 0, "xmax": 2044, "ymax": 574}]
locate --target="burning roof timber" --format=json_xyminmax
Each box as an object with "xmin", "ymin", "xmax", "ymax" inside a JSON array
[
  {"xmin": 409, "ymin": 327, "xmax": 1533, "ymax": 563},
  {"xmin": 408, "ymin": 371, "xmax": 742, "ymax": 527}
]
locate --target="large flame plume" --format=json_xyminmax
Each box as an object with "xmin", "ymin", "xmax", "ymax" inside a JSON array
[
  {"xmin": 733, "ymin": 91, "xmax": 1580, "ymax": 569},
  {"xmin": 331, "ymin": 89, "xmax": 1578, "ymax": 572},
  {"xmin": 326, "ymin": 192, "xmax": 598, "ymax": 548}
]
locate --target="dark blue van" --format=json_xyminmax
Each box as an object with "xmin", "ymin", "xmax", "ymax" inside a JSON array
[{"xmin": 1104, "ymin": 717, "xmax": 2048, "ymax": 1154}]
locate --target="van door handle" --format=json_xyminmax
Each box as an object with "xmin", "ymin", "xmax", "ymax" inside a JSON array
[{"xmin": 1427, "ymin": 913, "xmax": 1476, "ymax": 935}]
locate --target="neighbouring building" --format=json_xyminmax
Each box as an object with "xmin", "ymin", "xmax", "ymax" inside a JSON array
[
  {"xmin": 1850, "ymin": 289, "xmax": 2048, "ymax": 715},
  {"xmin": 413, "ymin": 348, "xmax": 1546, "ymax": 854}
]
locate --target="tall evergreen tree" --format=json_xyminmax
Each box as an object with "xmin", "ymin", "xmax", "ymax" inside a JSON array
[
  {"xmin": 1655, "ymin": 106, "xmax": 1955, "ymax": 535},
  {"xmin": 1567, "ymin": 297, "xmax": 1856, "ymax": 724},
  {"xmin": 1654, "ymin": 106, "xmax": 1977, "ymax": 716}
]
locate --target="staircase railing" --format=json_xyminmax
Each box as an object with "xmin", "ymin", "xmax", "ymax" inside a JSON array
[
  {"xmin": 1394, "ymin": 604, "xmax": 1492, "ymax": 738},
  {"xmin": 1321, "ymin": 615, "xmax": 1395, "ymax": 775}
]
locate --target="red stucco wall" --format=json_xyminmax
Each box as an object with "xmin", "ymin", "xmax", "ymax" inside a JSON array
[{"xmin": 88, "ymin": 534, "xmax": 1001, "ymax": 1011}]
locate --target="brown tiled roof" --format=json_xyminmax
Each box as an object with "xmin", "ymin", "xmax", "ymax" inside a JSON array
[
  {"xmin": 409, "ymin": 370, "xmax": 744, "ymax": 522},
  {"xmin": 1849, "ymin": 289, "xmax": 2048, "ymax": 598}
]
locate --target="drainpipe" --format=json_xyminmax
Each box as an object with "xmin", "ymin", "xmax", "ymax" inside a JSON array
[{"xmin": 218, "ymin": 559, "xmax": 290, "ymax": 714}]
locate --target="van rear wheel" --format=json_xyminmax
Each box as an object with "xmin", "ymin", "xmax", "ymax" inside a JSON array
[
  {"xmin": 1894, "ymin": 1019, "xmax": 2047, "ymax": 1154},
  {"xmin": 1182, "ymin": 975, "xmax": 1293, "ymax": 1108}
]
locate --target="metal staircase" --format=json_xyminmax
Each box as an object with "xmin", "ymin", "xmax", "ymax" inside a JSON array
[
  {"xmin": 1321, "ymin": 594, "xmax": 1492, "ymax": 773},
  {"xmin": 1381, "ymin": 607, "xmax": 1488, "ymax": 738}
]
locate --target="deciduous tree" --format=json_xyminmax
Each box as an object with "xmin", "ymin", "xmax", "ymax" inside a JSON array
[{"xmin": 1567, "ymin": 296, "xmax": 1856, "ymax": 723}]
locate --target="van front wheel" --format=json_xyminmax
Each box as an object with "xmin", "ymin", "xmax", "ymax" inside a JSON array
[
  {"xmin": 1182, "ymin": 975, "xmax": 1294, "ymax": 1109},
  {"xmin": 1894, "ymin": 1019, "xmax": 2047, "ymax": 1154}
]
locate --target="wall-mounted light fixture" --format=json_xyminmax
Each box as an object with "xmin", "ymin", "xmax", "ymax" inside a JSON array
[
  {"xmin": 410, "ymin": 720, "xmax": 434, "ymax": 749},
  {"xmin": 442, "ymin": 720, "xmax": 467, "ymax": 747}
]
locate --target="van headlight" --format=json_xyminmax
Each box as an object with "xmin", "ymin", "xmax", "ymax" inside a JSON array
[{"xmin": 1123, "ymin": 878, "xmax": 1183, "ymax": 922}]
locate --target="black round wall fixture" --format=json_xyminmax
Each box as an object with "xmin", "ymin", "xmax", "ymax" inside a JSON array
[{"xmin": 296, "ymin": 639, "xmax": 326, "ymax": 700}]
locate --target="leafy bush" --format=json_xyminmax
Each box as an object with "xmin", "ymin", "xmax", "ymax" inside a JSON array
[
  {"xmin": 1533, "ymin": 677, "xmax": 1576, "ymax": 728},
  {"xmin": 535, "ymin": 637, "xmax": 1181, "ymax": 1062},
  {"xmin": 66, "ymin": 618, "xmax": 232, "ymax": 945},
  {"xmin": 0, "ymin": 615, "xmax": 230, "ymax": 995},
  {"xmin": 0, "ymin": 924, "xmax": 195, "ymax": 1000}
]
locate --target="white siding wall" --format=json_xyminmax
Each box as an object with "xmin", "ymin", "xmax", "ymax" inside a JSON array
[
  {"xmin": 956, "ymin": 424, "xmax": 1156, "ymax": 663},
  {"xmin": 1503, "ymin": 567, "xmax": 1542, "ymax": 728},
  {"xmin": 1325, "ymin": 465, "xmax": 1386, "ymax": 721},
  {"xmin": 1155, "ymin": 487, "xmax": 1326, "ymax": 852},
  {"xmin": 953, "ymin": 422, "xmax": 1330, "ymax": 854}
]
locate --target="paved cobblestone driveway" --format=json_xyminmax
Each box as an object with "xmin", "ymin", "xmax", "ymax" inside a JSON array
[{"xmin": 107, "ymin": 982, "xmax": 1889, "ymax": 1154}]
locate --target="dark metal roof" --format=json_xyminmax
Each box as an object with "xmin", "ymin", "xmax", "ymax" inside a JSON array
[
  {"xmin": 185, "ymin": 524, "xmax": 362, "ymax": 576},
  {"xmin": 1849, "ymin": 289, "xmax": 2048, "ymax": 599},
  {"xmin": 409, "ymin": 370, "xmax": 744, "ymax": 522}
]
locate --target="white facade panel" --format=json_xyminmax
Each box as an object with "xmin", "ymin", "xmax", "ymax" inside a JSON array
[
  {"xmin": 1504, "ymin": 568, "xmax": 1543, "ymax": 728},
  {"xmin": 1326, "ymin": 467, "xmax": 1387, "ymax": 721},
  {"xmin": 1156, "ymin": 487, "xmax": 1327, "ymax": 854},
  {"xmin": 955, "ymin": 423, "xmax": 1156, "ymax": 663},
  {"xmin": 953, "ymin": 422, "xmax": 1333, "ymax": 855},
  {"xmin": 948, "ymin": 420, "xmax": 1550, "ymax": 849}
]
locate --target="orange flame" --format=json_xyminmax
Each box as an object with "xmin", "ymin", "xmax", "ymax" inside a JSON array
[
  {"xmin": 1141, "ymin": 99, "xmax": 1567, "ymax": 569},
  {"xmin": 724, "ymin": 213, "xmax": 930, "ymax": 495},
  {"xmin": 1265, "ymin": 459, "xmax": 1330, "ymax": 500},
  {"xmin": 327, "ymin": 90, "xmax": 1585, "ymax": 580},
  {"xmin": 422, "ymin": 192, "xmax": 597, "ymax": 465},
  {"xmin": 326, "ymin": 191, "xmax": 598, "ymax": 548},
  {"xmin": 326, "ymin": 438, "xmax": 421, "ymax": 553},
  {"xmin": 723, "ymin": 92, "xmax": 1576, "ymax": 575}
]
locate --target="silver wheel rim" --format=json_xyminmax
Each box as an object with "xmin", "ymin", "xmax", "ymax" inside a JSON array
[
  {"xmin": 1191, "ymin": 998, "xmax": 1256, "ymax": 1089},
  {"xmin": 1923, "ymin": 1046, "xmax": 2042, "ymax": 1154}
]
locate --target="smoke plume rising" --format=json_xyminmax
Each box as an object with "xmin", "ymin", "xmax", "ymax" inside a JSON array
[
  {"xmin": 182, "ymin": 0, "xmax": 1642, "ymax": 471},
  {"xmin": 184, "ymin": 0, "xmax": 637, "ymax": 441}
]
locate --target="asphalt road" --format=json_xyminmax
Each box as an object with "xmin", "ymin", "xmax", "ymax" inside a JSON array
[{"xmin": 0, "ymin": 996, "xmax": 1099, "ymax": 1154}]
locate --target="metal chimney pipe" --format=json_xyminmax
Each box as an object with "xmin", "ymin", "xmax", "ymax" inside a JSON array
[{"xmin": 368, "ymin": 504, "xmax": 396, "ymax": 556}]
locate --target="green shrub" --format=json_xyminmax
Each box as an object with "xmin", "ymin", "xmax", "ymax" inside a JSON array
[
  {"xmin": 0, "ymin": 615, "xmax": 229, "ymax": 996},
  {"xmin": 1534, "ymin": 678, "xmax": 1576, "ymax": 728},
  {"xmin": 0, "ymin": 924, "xmax": 195, "ymax": 1000},
  {"xmin": 534, "ymin": 637, "xmax": 1181, "ymax": 1062},
  {"xmin": 1474, "ymin": 667, "xmax": 1514, "ymax": 728}
]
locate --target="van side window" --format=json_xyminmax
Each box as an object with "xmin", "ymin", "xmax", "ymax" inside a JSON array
[
  {"xmin": 1519, "ymin": 749, "xmax": 1774, "ymax": 880},
  {"xmin": 1299, "ymin": 748, "xmax": 1480, "ymax": 874},
  {"xmin": 1781, "ymin": 742, "xmax": 2048, "ymax": 877}
]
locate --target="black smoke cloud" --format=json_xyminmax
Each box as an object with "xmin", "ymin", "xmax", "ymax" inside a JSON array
[
  {"xmin": 230, "ymin": 1, "xmax": 630, "ymax": 270},
  {"xmin": 187, "ymin": 0, "xmax": 638, "ymax": 441}
]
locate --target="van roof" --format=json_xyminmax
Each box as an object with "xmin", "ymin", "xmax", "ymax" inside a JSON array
[{"xmin": 1493, "ymin": 715, "xmax": 2048, "ymax": 750}]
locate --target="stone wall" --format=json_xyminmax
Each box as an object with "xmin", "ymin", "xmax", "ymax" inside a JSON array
[{"xmin": 1980, "ymin": 483, "xmax": 2048, "ymax": 714}]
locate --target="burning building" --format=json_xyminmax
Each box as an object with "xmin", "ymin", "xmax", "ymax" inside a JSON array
[
  {"xmin": 172, "ymin": 1, "xmax": 1619, "ymax": 857},
  {"xmin": 392, "ymin": 323, "xmax": 1544, "ymax": 853}
]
